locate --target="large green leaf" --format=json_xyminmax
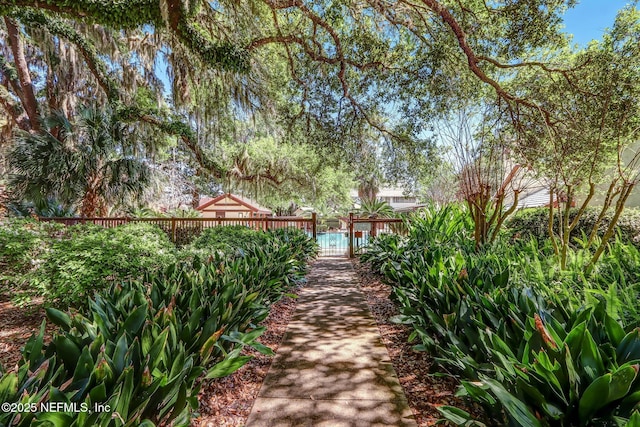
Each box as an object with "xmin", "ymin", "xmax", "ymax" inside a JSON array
[
  {"xmin": 580, "ymin": 329, "xmax": 605, "ymax": 381},
  {"xmin": 437, "ymin": 405, "xmax": 487, "ymax": 426},
  {"xmin": 46, "ymin": 307, "xmax": 72, "ymax": 331},
  {"xmin": 205, "ymin": 351, "xmax": 253, "ymax": 379},
  {"xmin": 626, "ymin": 411, "xmax": 640, "ymax": 427},
  {"xmin": 605, "ymin": 315, "xmax": 625, "ymax": 347},
  {"xmin": 481, "ymin": 377, "xmax": 542, "ymax": 427},
  {"xmin": 53, "ymin": 335, "xmax": 82, "ymax": 373},
  {"xmin": 122, "ymin": 305, "xmax": 148, "ymax": 336},
  {"xmin": 617, "ymin": 329, "xmax": 640, "ymax": 363},
  {"xmin": 36, "ymin": 412, "xmax": 74, "ymax": 426},
  {"xmin": 579, "ymin": 364, "xmax": 639, "ymax": 421}
]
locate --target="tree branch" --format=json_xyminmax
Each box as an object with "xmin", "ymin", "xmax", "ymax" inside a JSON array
[
  {"xmin": 0, "ymin": 0, "xmax": 249, "ymax": 72},
  {"xmin": 12, "ymin": 9, "xmax": 120, "ymax": 101},
  {"xmin": 420, "ymin": 0, "xmax": 551, "ymax": 123}
]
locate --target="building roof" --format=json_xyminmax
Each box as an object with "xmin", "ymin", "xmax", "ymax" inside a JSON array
[
  {"xmin": 393, "ymin": 203, "xmax": 428, "ymax": 213},
  {"xmin": 196, "ymin": 193, "xmax": 273, "ymax": 214},
  {"xmin": 378, "ymin": 187, "xmax": 412, "ymax": 197}
]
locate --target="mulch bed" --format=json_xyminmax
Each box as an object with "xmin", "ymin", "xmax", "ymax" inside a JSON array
[
  {"xmin": 192, "ymin": 288, "xmax": 301, "ymax": 427},
  {"xmin": 0, "ymin": 295, "xmax": 54, "ymax": 372},
  {"xmin": 351, "ymin": 258, "xmax": 485, "ymax": 426}
]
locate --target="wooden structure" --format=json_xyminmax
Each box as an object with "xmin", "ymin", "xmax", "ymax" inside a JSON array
[
  {"xmin": 40, "ymin": 212, "xmax": 405, "ymax": 257},
  {"xmin": 196, "ymin": 193, "xmax": 272, "ymax": 219},
  {"xmin": 40, "ymin": 215, "xmax": 316, "ymax": 245}
]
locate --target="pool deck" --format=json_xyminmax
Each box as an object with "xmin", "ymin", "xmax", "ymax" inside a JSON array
[{"xmin": 245, "ymin": 257, "xmax": 417, "ymax": 427}]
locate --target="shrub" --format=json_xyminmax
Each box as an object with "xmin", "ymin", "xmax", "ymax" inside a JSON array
[
  {"xmin": 362, "ymin": 206, "xmax": 640, "ymax": 426},
  {"xmin": 32, "ymin": 222, "xmax": 176, "ymax": 308},
  {"xmin": 188, "ymin": 226, "xmax": 318, "ymax": 266},
  {"xmin": 0, "ymin": 219, "xmax": 63, "ymax": 298},
  {"xmin": 506, "ymin": 207, "xmax": 640, "ymax": 248},
  {"xmin": 0, "ymin": 225, "xmax": 318, "ymax": 426},
  {"xmin": 189, "ymin": 225, "xmax": 269, "ymax": 252}
]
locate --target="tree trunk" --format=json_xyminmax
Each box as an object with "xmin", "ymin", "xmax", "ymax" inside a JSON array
[
  {"xmin": 191, "ymin": 187, "xmax": 200, "ymax": 209},
  {"xmin": 4, "ymin": 17, "xmax": 40, "ymax": 132}
]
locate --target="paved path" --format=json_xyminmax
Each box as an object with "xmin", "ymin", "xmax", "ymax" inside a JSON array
[{"xmin": 246, "ymin": 257, "xmax": 417, "ymax": 427}]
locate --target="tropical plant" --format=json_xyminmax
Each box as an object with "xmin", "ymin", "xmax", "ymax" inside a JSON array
[
  {"xmin": 361, "ymin": 205, "xmax": 640, "ymax": 425},
  {"xmin": 358, "ymin": 197, "xmax": 394, "ymax": 218},
  {"xmin": 6, "ymin": 198, "xmax": 76, "ymax": 218},
  {"xmin": 8, "ymin": 107, "xmax": 153, "ymax": 217},
  {"xmin": 0, "ymin": 223, "xmax": 318, "ymax": 425}
]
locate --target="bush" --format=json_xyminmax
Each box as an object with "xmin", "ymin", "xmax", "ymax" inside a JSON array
[
  {"xmin": 189, "ymin": 225, "xmax": 269, "ymax": 252},
  {"xmin": 189, "ymin": 226, "xmax": 318, "ymax": 266},
  {"xmin": 32, "ymin": 222, "xmax": 176, "ymax": 308},
  {"xmin": 0, "ymin": 225, "xmax": 319, "ymax": 426},
  {"xmin": 0, "ymin": 219, "xmax": 63, "ymax": 298},
  {"xmin": 506, "ymin": 207, "xmax": 640, "ymax": 248},
  {"xmin": 362, "ymin": 206, "xmax": 640, "ymax": 426}
]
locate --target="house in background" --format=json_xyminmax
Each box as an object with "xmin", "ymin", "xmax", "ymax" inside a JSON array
[
  {"xmin": 350, "ymin": 187, "xmax": 420, "ymax": 211},
  {"xmin": 501, "ymin": 165, "xmax": 561, "ymax": 209},
  {"xmin": 196, "ymin": 193, "xmax": 272, "ymax": 218}
]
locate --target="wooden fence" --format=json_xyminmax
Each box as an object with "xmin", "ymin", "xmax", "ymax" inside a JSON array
[
  {"xmin": 39, "ymin": 215, "xmax": 317, "ymax": 245},
  {"xmin": 39, "ymin": 212, "xmax": 407, "ymax": 256}
]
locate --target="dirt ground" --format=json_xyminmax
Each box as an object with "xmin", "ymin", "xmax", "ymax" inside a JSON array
[{"xmin": 0, "ymin": 295, "xmax": 53, "ymax": 372}]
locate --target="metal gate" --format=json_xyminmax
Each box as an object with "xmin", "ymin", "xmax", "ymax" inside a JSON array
[{"xmin": 314, "ymin": 213, "xmax": 404, "ymax": 258}]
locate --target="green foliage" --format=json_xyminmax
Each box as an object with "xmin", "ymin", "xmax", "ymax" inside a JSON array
[
  {"xmin": 189, "ymin": 225, "xmax": 318, "ymax": 270},
  {"xmin": 0, "ymin": 219, "xmax": 63, "ymax": 296},
  {"xmin": 220, "ymin": 137, "xmax": 354, "ymax": 213},
  {"xmin": 362, "ymin": 205, "xmax": 640, "ymax": 426},
  {"xmin": 0, "ymin": 223, "xmax": 318, "ymax": 425},
  {"xmin": 358, "ymin": 197, "xmax": 394, "ymax": 218},
  {"xmin": 507, "ymin": 207, "xmax": 640, "ymax": 248},
  {"xmin": 31, "ymin": 223, "xmax": 176, "ymax": 308},
  {"xmin": 189, "ymin": 225, "xmax": 269, "ymax": 252},
  {"xmin": 8, "ymin": 106, "xmax": 153, "ymax": 217},
  {"xmin": 12, "ymin": 8, "xmax": 119, "ymax": 99},
  {"xmin": 2, "ymin": 0, "xmax": 248, "ymax": 72},
  {"xmin": 7, "ymin": 197, "xmax": 76, "ymax": 218}
]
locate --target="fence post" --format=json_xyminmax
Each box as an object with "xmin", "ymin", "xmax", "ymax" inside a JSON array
[
  {"xmin": 370, "ymin": 219, "xmax": 377, "ymax": 238},
  {"xmin": 311, "ymin": 212, "xmax": 317, "ymax": 240},
  {"xmin": 349, "ymin": 212, "xmax": 354, "ymax": 258},
  {"xmin": 171, "ymin": 217, "xmax": 177, "ymax": 244}
]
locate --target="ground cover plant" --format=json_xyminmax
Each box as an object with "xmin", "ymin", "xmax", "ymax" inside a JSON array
[
  {"xmin": 34, "ymin": 222, "xmax": 178, "ymax": 308},
  {"xmin": 1, "ymin": 220, "xmax": 178, "ymax": 309},
  {"xmin": 361, "ymin": 205, "xmax": 640, "ymax": 426},
  {"xmin": 0, "ymin": 219, "xmax": 64, "ymax": 299},
  {"xmin": 0, "ymin": 223, "xmax": 317, "ymax": 426}
]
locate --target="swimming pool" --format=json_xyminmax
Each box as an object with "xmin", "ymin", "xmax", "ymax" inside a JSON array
[
  {"xmin": 316, "ymin": 232, "xmax": 350, "ymax": 249},
  {"xmin": 314, "ymin": 231, "xmax": 372, "ymax": 256}
]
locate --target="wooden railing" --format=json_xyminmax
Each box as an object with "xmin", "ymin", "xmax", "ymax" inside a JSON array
[
  {"xmin": 40, "ymin": 212, "xmax": 407, "ymax": 256},
  {"xmin": 40, "ymin": 215, "xmax": 317, "ymax": 245}
]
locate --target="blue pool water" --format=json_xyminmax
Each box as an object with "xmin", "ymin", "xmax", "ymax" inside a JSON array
[{"xmin": 316, "ymin": 232, "xmax": 350, "ymax": 249}]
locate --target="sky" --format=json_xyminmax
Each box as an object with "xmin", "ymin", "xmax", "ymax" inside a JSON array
[{"xmin": 561, "ymin": 0, "xmax": 633, "ymax": 46}]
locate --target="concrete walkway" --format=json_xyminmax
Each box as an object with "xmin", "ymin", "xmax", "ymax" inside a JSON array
[{"xmin": 246, "ymin": 257, "xmax": 417, "ymax": 427}]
